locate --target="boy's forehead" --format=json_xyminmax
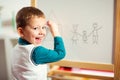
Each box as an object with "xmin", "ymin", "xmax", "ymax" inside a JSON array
[{"xmin": 28, "ymin": 17, "xmax": 46, "ymax": 25}]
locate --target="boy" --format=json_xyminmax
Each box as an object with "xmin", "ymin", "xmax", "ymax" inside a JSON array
[{"xmin": 11, "ymin": 6, "xmax": 66, "ymax": 80}]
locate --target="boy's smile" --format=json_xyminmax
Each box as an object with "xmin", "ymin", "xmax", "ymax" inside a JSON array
[{"xmin": 35, "ymin": 36, "xmax": 44, "ymax": 44}]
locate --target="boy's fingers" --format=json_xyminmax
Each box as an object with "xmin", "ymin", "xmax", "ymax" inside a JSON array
[{"xmin": 47, "ymin": 20, "xmax": 52, "ymax": 26}]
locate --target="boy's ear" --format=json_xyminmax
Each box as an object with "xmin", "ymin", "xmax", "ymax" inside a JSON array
[{"xmin": 17, "ymin": 27, "xmax": 24, "ymax": 37}]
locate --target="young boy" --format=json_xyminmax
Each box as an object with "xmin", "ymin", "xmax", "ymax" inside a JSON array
[{"xmin": 11, "ymin": 6, "xmax": 66, "ymax": 80}]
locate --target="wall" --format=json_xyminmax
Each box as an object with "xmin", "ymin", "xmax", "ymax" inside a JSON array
[
  {"xmin": 0, "ymin": 0, "xmax": 30, "ymax": 80},
  {"xmin": 0, "ymin": 39, "xmax": 8, "ymax": 80}
]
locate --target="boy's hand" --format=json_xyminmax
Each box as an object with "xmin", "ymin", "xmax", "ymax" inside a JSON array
[{"xmin": 47, "ymin": 20, "xmax": 61, "ymax": 37}]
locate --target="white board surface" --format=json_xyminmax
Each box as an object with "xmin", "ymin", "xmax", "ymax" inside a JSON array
[{"xmin": 37, "ymin": 0, "xmax": 114, "ymax": 63}]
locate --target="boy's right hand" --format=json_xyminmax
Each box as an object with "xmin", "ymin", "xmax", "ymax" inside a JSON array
[{"xmin": 47, "ymin": 20, "xmax": 61, "ymax": 37}]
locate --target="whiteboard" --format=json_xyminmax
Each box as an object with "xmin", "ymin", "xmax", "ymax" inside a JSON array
[{"xmin": 37, "ymin": 0, "xmax": 114, "ymax": 64}]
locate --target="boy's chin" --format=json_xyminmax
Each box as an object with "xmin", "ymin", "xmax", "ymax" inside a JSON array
[{"xmin": 34, "ymin": 44, "xmax": 41, "ymax": 46}]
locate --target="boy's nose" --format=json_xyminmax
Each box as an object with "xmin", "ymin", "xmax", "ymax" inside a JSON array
[{"xmin": 39, "ymin": 28, "xmax": 44, "ymax": 35}]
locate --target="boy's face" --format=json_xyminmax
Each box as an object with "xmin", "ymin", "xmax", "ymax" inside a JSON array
[{"xmin": 19, "ymin": 16, "xmax": 47, "ymax": 46}]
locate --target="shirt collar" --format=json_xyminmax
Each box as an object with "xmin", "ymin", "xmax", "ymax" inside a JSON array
[{"xmin": 18, "ymin": 37, "xmax": 31, "ymax": 45}]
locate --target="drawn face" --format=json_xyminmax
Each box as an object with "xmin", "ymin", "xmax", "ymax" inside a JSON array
[{"xmin": 20, "ymin": 16, "xmax": 47, "ymax": 46}]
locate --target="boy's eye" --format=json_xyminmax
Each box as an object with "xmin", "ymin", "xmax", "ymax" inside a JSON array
[
  {"xmin": 33, "ymin": 27, "xmax": 39, "ymax": 30},
  {"xmin": 42, "ymin": 26, "xmax": 47, "ymax": 29},
  {"xmin": 33, "ymin": 26, "xmax": 47, "ymax": 30}
]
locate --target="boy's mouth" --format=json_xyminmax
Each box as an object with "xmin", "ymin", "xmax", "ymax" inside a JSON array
[
  {"xmin": 36, "ymin": 37, "xmax": 41, "ymax": 40},
  {"xmin": 35, "ymin": 37, "xmax": 43, "ymax": 42}
]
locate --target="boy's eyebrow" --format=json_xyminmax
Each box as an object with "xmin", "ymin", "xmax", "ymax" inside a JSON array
[{"xmin": 28, "ymin": 24, "xmax": 48, "ymax": 28}]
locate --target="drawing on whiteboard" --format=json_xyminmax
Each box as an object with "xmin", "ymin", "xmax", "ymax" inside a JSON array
[
  {"xmin": 71, "ymin": 22, "xmax": 103, "ymax": 45},
  {"xmin": 71, "ymin": 24, "xmax": 81, "ymax": 44},
  {"xmin": 45, "ymin": 10, "xmax": 62, "ymax": 41},
  {"xmin": 46, "ymin": 10, "xmax": 103, "ymax": 45},
  {"xmin": 44, "ymin": 10, "xmax": 62, "ymax": 46},
  {"xmin": 48, "ymin": 10, "xmax": 61, "ymax": 26},
  {"xmin": 81, "ymin": 30, "xmax": 88, "ymax": 44},
  {"xmin": 88, "ymin": 22, "xmax": 102, "ymax": 44},
  {"xmin": 48, "ymin": 10, "xmax": 63, "ymax": 34}
]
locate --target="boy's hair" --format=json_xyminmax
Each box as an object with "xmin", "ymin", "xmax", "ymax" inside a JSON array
[{"xmin": 16, "ymin": 6, "xmax": 45, "ymax": 29}]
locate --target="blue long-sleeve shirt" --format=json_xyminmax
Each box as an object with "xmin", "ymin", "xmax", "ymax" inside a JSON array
[{"xmin": 18, "ymin": 36, "xmax": 66, "ymax": 65}]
